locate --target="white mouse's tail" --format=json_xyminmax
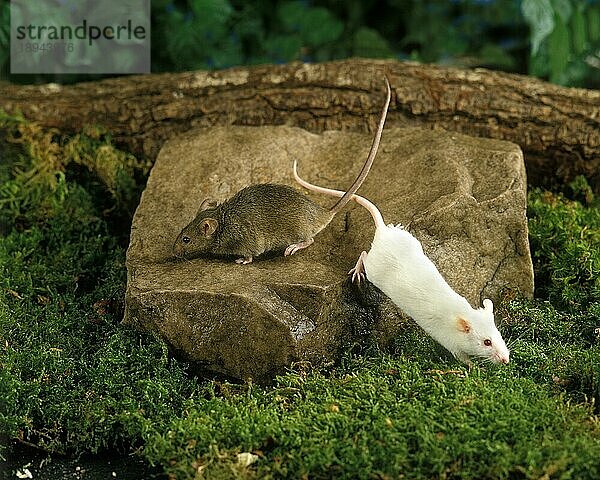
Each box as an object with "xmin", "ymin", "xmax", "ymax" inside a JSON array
[{"xmin": 293, "ymin": 160, "xmax": 385, "ymax": 230}]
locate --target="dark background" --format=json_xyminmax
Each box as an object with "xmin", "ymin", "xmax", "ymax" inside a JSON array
[{"xmin": 1, "ymin": 0, "xmax": 599, "ymax": 88}]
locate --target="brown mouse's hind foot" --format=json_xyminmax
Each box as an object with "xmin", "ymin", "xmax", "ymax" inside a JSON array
[
  {"xmin": 348, "ymin": 251, "xmax": 368, "ymax": 284},
  {"xmin": 284, "ymin": 238, "xmax": 314, "ymax": 257},
  {"xmin": 235, "ymin": 256, "xmax": 253, "ymax": 264}
]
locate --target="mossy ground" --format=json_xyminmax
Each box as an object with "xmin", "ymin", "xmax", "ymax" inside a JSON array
[{"xmin": 1, "ymin": 115, "xmax": 599, "ymax": 479}]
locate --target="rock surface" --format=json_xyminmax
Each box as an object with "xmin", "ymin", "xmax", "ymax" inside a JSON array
[{"xmin": 123, "ymin": 125, "xmax": 533, "ymax": 382}]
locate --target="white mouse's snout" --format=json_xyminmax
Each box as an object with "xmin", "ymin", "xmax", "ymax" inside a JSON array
[
  {"xmin": 496, "ymin": 351, "xmax": 510, "ymax": 364},
  {"xmin": 492, "ymin": 340, "xmax": 510, "ymax": 364}
]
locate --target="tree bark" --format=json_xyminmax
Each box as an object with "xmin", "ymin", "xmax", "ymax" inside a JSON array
[{"xmin": 1, "ymin": 59, "xmax": 598, "ymax": 190}]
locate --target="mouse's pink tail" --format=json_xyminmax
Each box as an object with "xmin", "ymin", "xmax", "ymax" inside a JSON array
[{"xmin": 293, "ymin": 160, "xmax": 385, "ymax": 230}]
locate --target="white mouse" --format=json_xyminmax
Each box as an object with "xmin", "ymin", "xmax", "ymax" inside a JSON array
[{"xmin": 293, "ymin": 161, "xmax": 510, "ymax": 365}]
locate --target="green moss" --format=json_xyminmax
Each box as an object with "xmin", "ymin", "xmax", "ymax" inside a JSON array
[
  {"xmin": 527, "ymin": 178, "xmax": 600, "ymax": 312},
  {"xmin": 135, "ymin": 358, "xmax": 600, "ymax": 480},
  {"xmin": 0, "ymin": 111, "xmax": 150, "ymax": 233},
  {"xmin": 1, "ymin": 122, "xmax": 600, "ymax": 478}
]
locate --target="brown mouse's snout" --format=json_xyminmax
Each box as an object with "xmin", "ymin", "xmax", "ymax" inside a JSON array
[{"xmin": 173, "ymin": 235, "xmax": 188, "ymax": 259}]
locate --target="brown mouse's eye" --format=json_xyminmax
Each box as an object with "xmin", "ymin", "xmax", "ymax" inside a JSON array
[
  {"xmin": 484, "ymin": 339, "xmax": 492, "ymax": 347},
  {"xmin": 182, "ymin": 236, "xmax": 190, "ymax": 244}
]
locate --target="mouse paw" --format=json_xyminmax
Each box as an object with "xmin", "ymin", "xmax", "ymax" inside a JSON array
[
  {"xmin": 348, "ymin": 268, "xmax": 365, "ymax": 284},
  {"xmin": 235, "ymin": 256, "xmax": 253, "ymax": 265},
  {"xmin": 284, "ymin": 238, "xmax": 314, "ymax": 256},
  {"xmin": 455, "ymin": 352, "xmax": 473, "ymax": 369},
  {"xmin": 348, "ymin": 251, "xmax": 368, "ymax": 284}
]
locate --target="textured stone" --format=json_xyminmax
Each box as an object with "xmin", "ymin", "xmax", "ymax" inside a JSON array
[{"xmin": 123, "ymin": 125, "xmax": 533, "ymax": 382}]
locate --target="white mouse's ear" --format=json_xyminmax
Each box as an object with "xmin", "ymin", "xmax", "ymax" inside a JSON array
[
  {"xmin": 483, "ymin": 299, "xmax": 494, "ymax": 313},
  {"xmin": 456, "ymin": 317, "xmax": 471, "ymax": 333}
]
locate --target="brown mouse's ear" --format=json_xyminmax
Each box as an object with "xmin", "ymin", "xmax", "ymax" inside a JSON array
[
  {"xmin": 197, "ymin": 198, "xmax": 218, "ymax": 214},
  {"xmin": 456, "ymin": 317, "xmax": 471, "ymax": 333},
  {"xmin": 200, "ymin": 218, "xmax": 218, "ymax": 237}
]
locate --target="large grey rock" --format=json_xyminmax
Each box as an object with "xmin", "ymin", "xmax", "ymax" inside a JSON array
[{"xmin": 123, "ymin": 125, "xmax": 533, "ymax": 382}]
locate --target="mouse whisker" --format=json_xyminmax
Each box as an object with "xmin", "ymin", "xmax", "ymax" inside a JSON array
[{"xmin": 507, "ymin": 336, "xmax": 523, "ymax": 350}]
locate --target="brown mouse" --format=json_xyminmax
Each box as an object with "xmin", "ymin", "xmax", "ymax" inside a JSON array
[{"xmin": 173, "ymin": 76, "xmax": 391, "ymax": 264}]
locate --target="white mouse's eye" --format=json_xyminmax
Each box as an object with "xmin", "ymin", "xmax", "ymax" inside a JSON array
[
  {"xmin": 484, "ymin": 339, "xmax": 492, "ymax": 347},
  {"xmin": 182, "ymin": 236, "xmax": 191, "ymax": 244}
]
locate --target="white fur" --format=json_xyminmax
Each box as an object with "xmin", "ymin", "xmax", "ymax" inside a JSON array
[
  {"xmin": 293, "ymin": 161, "xmax": 510, "ymax": 364},
  {"xmin": 364, "ymin": 224, "xmax": 509, "ymax": 364}
]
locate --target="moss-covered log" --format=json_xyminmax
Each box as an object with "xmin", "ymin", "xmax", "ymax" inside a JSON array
[{"xmin": 1, "ymin": 59, "xmax": 598, "ymax": 190}]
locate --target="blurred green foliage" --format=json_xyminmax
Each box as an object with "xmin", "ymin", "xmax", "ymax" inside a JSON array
[
  {"xmin": 522, "ymin": 0, "xmax": 600, "ymax": 85},
  {"xmin": 0, "ymin": 0, "xmax": 598, "ymax": 88}
]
